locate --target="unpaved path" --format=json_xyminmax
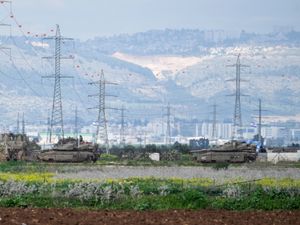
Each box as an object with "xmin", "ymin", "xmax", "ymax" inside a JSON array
[{"xmin": 54, "ymin": 165, "xmax": 300, "ymax": 181}]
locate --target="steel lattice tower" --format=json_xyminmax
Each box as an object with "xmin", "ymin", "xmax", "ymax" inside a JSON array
[
  {"xmin": 233, "ymin": 54, "xmax": 242, "ymax": 139},
  {"xmin": 50, "ymin": 25, "xmax": 64, "ymax": 141},
  {"xmin": 89, "ymin": 70, "xmax": 109, "ymax": 150},
  {"xmin": 89, "ymin": 70, "xmax": 118, "ymax": 153},
  {"xmin": 43, "ymin": 25, "xmax": 73, "ymax": 142},
  {"xmin": 227, "ymin": 54, "xmax": 249, "ymax": 140},
  {"xmin": 97, "ymin": 70, "xmax": 109, "ymax": 149}
]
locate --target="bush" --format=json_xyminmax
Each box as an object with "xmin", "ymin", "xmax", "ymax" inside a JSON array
[
  {"xmin": 100, "ymin": 154, "xmax": 119, "ymax": 161},
  {"xmin": 212, "ymin": 162, "xmax": 230, "ymax": 170},
  {"xmin": 180, "ymin": 189, "xmax": 208, "ymax": 209}
]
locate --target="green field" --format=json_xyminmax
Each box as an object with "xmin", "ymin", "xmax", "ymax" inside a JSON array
[{"xmin": 1, "ymin": 160, "xmax": 300, "ymax": 210}]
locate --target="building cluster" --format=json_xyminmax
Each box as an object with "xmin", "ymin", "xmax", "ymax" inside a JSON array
[{"xmin": 2, "ymin": 119, "xmax": 299, "ymax": 148}]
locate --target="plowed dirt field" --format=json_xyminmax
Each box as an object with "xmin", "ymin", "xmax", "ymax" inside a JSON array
[{"xmin": 0, "ymin": 208, "xmax": 299, "ymax": 225}]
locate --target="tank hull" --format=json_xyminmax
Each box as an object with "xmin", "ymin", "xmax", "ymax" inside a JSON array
[
  {"xmin": 37, "ymin": 137, "xmax": 98, "ymax": 163},
  {"xmin": 0, "ymin": 133, "xmax": 40, "ymax": 161},
  {"xmin": 197, "ymin": 151, "xmax": 256, "ymax": 163},
  {"xmin": 191, "ymin": 141, "xmax": 257, "ymax": 163},
  {"xmin": 37, "ymin": 150, "xmax": 97, "ymax": 162}
]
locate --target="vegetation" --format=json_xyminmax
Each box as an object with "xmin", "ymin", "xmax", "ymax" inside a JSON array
[
  {"xmin": 0, "ymin": 172, "xmax": 300, "ymax": 210},
  {"xmin": 0, "ymin": 152, "xmax": 299, "ymax": 211}
]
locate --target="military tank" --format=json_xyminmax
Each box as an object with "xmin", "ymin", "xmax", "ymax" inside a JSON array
[
  {"xmin": 0, "ymin": 133, "xmax": 41, "ymax": 161},
  {"xmin": 37, "ymin": 137, "xmax": 98, "ymax": 163},
  {"xmin": 191, "ymin": 141, "xmax": 257, "ymax": 163}
]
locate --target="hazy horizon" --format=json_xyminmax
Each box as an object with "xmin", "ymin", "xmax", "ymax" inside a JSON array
[{"xmin": 7, "ymin": 0, "xmax": 300, "ymax": 40}]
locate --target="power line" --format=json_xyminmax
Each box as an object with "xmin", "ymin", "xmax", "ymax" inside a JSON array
[
  {"xmin": 0, "ymin": 7, "xmax": 12, "ymax": 124},
  {"xmin": 10, "ymin": 60, "xmax": 43, "ymax": 97}
]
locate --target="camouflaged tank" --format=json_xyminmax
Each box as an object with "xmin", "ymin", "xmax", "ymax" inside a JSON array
[
  {"xmin": 0, "ymin": 133, "xmax": 41, "ymax": 161},
  {"xmin": 191, "ymin": 141, "xmax": 257, "ymax": 163},
  {"xmin": 37, "ymin": 137, "xmax": 98, "ymax": 163}
]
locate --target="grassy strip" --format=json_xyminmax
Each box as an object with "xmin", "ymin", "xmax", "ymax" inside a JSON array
[
  {"xmin": 1, "ymin": 160, "xmax": 300, "ymax": 174},
  {"xmin": 0, "ymin": 177, "xmax": 300, "ymax": 210}
]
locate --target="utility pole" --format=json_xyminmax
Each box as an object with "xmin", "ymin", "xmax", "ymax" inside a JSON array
[
  {"xmin": 120, "ymin": 106, "xmax": 125, "ymax": 147},
  {"xmin": 211, "ymin": 103, "xmax": 217, "ymax": 140},
  {"xmin": 258, "ymin": 99, "xmax": 262, "ymax": 144},
  {"xmin": 21, "ymin": 112, "xmax": 25, "ymax": 135},
  {"xmin": 42, "ymin": 24, "xmax": 73, "ymax": 143},
  {"xmin": 74, "ymin": 106, "xmax": 79, "ymax": 147},
  {"xmin": 74, "ymin": 106, "xmax": 78, "ymax": 138},
  {"xmin": 16, "ymin": 112, "xmax": 20, "ymax": 134},
  {"xmin": 161, "ymin": 106, "xmax": 164, "ymax": 143},
  {"xmin": 227, "ymin": 54, "xmax": 249, "ymax": 140},
  {"xmin": 253, "ymin": 99, "xmax": 267, "ymax": 145},
  {"xmin": 166, "ymin": 103, "xmax": 171, "ymax": 145},
  {"xmin": 89, "ymin": 69, "xmax": 117, "ymax": 153}
]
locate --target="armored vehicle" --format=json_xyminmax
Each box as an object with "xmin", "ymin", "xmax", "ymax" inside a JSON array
[
  {"xmin": 191, "ymin": 141, "xmax": 257, "ymax": 163},
  {"xmin": 37, "ymin": 137, "xmax": 98, "ymax": 163},
  {"xmin": 0, "ymin": 133, "xmax": 41, "ymax": 161}
]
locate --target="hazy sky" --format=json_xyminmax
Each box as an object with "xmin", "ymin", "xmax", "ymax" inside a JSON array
[{"xmin": 6, "ymin": 0, "xmax": 300, "ymax": 40}]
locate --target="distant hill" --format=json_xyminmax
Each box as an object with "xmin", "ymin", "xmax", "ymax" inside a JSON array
[{"xmin": 0, "ymin": 29, "xmax": 299, "ymax": 132}]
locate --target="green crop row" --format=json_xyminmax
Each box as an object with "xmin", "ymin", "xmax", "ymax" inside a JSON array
[{"xmin": 0, "ymin": 178, "xmax": 299, "ymax": 210}]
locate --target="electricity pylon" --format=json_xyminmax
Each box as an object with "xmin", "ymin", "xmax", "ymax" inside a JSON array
[
  {"xmin": 42, "ymin": 24, "xmax": 73, "ymax": 143},
  {"xmin": 89, "ymin": 69, "xmax": 117, "ymax": 153},
  {"xmin": 227, "ymin": 54, "xmax": 249, "ymax": 140}
]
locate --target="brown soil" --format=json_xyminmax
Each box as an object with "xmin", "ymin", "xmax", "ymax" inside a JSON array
[{"xmin": 0, "ymin": 208, "xmax": 299, "ymax": 225}]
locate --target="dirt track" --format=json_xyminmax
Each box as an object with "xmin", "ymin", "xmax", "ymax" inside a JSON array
[
  {"xmin": 0, "ymin": 208, "xmax": 300, "ymax": 225},
  {"xmin": 54, "ymin": 165, "xmax": 300, "ymax": 180}
]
